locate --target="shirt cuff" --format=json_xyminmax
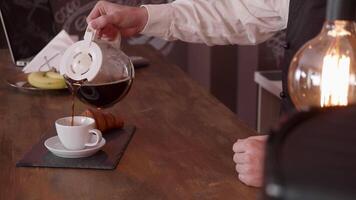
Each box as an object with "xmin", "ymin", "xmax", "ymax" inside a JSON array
[{"xmin": 140, "ymin": 4, "xmax": 173, "ymax": 37}]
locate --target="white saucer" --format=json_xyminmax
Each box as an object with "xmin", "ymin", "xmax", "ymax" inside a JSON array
[{"xmin": 44, "ymin": 136, "xmax": 106, "ymax": 158}]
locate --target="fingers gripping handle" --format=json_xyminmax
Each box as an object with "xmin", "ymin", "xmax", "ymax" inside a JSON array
[{"xmin": 85, "ymin": 24, "xmax": 121, "ymax": 47}]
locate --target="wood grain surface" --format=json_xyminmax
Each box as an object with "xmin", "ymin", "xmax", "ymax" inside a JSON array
[{"xmin": 0, "ymin": 45, "xmax": 259, "ymax": 200}]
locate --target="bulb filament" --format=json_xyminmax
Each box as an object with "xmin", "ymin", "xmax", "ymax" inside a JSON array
[{"xmin": 320, "ymin": 54, "xmax": 350, "ymax": 107}]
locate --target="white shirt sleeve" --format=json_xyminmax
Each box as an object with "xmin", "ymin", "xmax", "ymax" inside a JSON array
[{"xmin": 141, "ymin": 0, "xmax": 290, "ymax": 46}]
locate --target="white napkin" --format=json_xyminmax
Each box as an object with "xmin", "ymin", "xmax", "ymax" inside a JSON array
[{"xmin": 22, "ymin": 30, "xmax": 75, "ymax": 73}]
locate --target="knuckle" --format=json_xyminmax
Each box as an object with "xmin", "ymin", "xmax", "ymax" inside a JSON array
[
  {"xmin": 238, "ymin": 173, "xmax": 244, "ymax": 179},
  {"xmin": 235, "ymin": 164, "xmax": 240, "ymax": 172},
  {"xmin": 233, "ymin": 154, "xmax": 238, "ymax": 163},
  {"xmin": 232, "ymin": 142, "xmax": 238, "ymax": 152},
  {"xmin": 235, "ymin": 164, "xmax": 244, "ymax": 173},
  {"xmin": 238, "ymin": 173, "xmax": 246, "ymax": 182},
  {"xmin": 239, "ymin": 174, "xmax": 252, "ymax": 185},
  {"xmin": 239, "ymin": 172, "xmax": 263, "ymax": 187},
  {"xmin": 232, "ymin": 145, "xmax": 237, "ymax": 152},
  {"xmin": 243, "ymin": 175, "xmax": 254, "ymax": 185}
]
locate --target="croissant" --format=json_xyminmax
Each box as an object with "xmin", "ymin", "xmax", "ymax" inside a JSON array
[{"xmin": 81, "ymin": 108, "xmax": 124, "ymax": 133}]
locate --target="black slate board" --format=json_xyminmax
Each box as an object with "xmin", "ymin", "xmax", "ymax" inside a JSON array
[{"xmin": 16, "ymin": 125, "xmax": 136, "ymax": 170}]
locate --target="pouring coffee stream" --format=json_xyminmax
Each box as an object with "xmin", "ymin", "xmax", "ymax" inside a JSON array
[
  {"xmin": 60, "ymin": 26, "xmax": 135, "ymax": 126},
  {"xmin": 65, "ymin": 77, "xmax": 84, "ymax": 126}
]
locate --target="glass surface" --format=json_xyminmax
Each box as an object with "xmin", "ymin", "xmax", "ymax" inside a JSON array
[
  {"xmin": 66, "ymin": 38, "xmax": 134, "ymax": 109},
  {"xmin": 288, "ymin": 21, "xmax": 356, "ymax": 110}
]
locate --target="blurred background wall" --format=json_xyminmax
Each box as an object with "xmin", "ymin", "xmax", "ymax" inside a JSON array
[{"xmin": 0, "ymin": 0, "xmax": 284, "ymax": 130}]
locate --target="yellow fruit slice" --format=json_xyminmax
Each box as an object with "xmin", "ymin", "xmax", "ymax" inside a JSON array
[
  {"xmin": 27, "ymin": 72, "xmax": 66, "ymax": 89},
  {"xmin": 45, "ymin": 71, "xmax": 64, "ymax": 80}
]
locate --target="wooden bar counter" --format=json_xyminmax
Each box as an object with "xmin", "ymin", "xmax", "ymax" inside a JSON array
[{"xmin": 0, "ymin": 45, "xmax": 258, "ymax": 200}]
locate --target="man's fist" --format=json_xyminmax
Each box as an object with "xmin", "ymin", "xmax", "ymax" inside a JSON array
[
  {"xmin": 232, "ymin": 135, "xmax": 268, "ymax": 187},
  {"xmin": 86, "ymin": 1, "xmax": 148, "ymax": 39}
]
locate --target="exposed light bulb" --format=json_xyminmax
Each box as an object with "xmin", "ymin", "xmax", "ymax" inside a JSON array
[{"xmin": 288, "ymin": 0, "xmax": 356, "ymax": 110}]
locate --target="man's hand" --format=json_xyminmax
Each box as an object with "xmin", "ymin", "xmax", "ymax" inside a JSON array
[
  {"xmin": 86, "ymin": 1, "xmax": 148, "ymax": 39},
  {"xmin": 232, "ymin": 135, "xmax": 268, "ymax": 187}
]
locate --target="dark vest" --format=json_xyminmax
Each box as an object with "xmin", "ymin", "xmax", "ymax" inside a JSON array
[{"xmin": 281, "ymin": 0, "xmax": 326, "ymax": 113}]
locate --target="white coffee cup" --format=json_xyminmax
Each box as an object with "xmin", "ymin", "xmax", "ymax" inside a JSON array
[{"xmin": 55, "ymin": 116, "xmax": 102, "ymax": 150}]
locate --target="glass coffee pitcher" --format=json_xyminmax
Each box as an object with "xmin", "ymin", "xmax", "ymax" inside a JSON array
[{"xmin": 60, "ymin": 26, "xmax": 134, "ymax": 109}]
